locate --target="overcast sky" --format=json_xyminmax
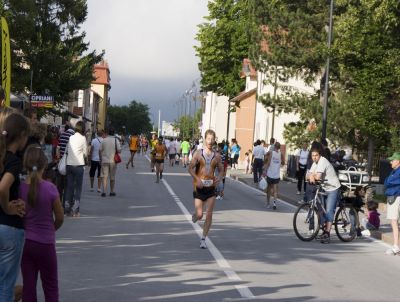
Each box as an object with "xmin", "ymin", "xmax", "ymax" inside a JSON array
[{"xmin": 82, "ymin": 0, "xmax": 209, "ymax": 123}]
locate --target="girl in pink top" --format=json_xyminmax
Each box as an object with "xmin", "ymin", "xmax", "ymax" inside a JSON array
[{"xmin": 19, "ymin": 145, "xmax": 64, "ymax": 302}]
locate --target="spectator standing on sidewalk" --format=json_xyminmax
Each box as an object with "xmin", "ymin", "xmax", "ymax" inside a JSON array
[
  {"xmin": 0, "ymin": 112, "xmax": 30, "ymax": 301},
  {"xmin": 89, "ymin": 130, "xmax": 104, "ymax": 193},
  {"xmin": 384, "ymin": 152, "xmax": 400, "ymax": 255},
  {"xmin": 230, "ymin": 138, "xmax": 240, "ymax": 169},
  {"xmin": 100, "ymin": 127, "xmax": 121, "ymax": 197},
  {"xmin": 64, "ymin": 121, "xmax": 88, "ymax": 217},
  {"xmin": 20, "ymin": 145, "xmax": 64, "ymax": 301},
  {"xmin": 296, "ymin": 142, "xmax": 309, "ymax": 195},
  {"xmin": 252, "ymin": 140, "xmax": 265, "ymax": 184},
  {"xmin": 56, "ymin": 124, "xmax": 75, "ymax": 208},
  {"xmin": 267, "ymin": 138, "xmax": 275, "ymax": 153},
  {"xmin": 321, "ymin": 138, "xmax": 331, "ymax": 162}
]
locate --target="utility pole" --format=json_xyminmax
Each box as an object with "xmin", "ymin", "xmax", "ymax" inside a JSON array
[
  {"xmin": 157, "ymin": 110, "xmax": 161, "ymax": 137},
  {"xmin": 322, "ymin": 0, "xmax": 334, "ymax": 141}
]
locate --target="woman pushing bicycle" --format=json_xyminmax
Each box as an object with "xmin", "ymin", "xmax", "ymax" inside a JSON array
[{"xmin": 307, "ymin": 147, "xmax": 341, "ymax": 243}]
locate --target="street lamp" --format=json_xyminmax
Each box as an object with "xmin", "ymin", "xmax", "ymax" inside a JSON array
[
  {"xmin": 271, "ymin": 68, "xmax": 278, "ymax": 140},
  {"xmin": 322, "ymin": 0, "xmax": 334, "ymax": 141}
]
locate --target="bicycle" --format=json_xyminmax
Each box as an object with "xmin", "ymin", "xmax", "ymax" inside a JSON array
[{"xmin": 293, "ymin": 181, "xmax": 360, "ymax": 242}]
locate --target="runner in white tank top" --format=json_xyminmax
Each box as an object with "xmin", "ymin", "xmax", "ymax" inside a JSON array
[
  {"xmin": 267, "ymin": 150, "xmax": 281, "ymax": 179},
  {"xmin": 264, "ymin": 142, "xmax": 284, "ymax": 210}
]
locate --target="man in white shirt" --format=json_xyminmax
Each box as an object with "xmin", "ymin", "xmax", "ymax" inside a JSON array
[
  {"xmin": 252, "ymin": 140, "xmax": 265, "ymax": 183},
  {"xmin": 308, "ymin": 147, "xmax": 341, "ymax": 244},
  {"xmin": 89, "ymin": 130, "xmax": 104, "ymax": 193},
  {"xmin": 296, "ymin": 142, "xmax": 309, "ymax": 195},
  {"xmin": 100, "ymin": 127, "xmax": 121, "ymax": 197}
]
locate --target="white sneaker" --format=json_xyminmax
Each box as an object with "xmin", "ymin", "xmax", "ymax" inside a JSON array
[
  {"xmin": 216, "ymin": 196, "xmax": 220, "ymax": 200},
  {"xmin": 97, "ymin": 189, "xmax": 102, "ymax": 193},
  {"xmin": 200, "ymin": 239, "xmax": 207, "ymax": 249},
  {"xmin": 273, "ymin": 200, "xmax": 277, "ymax": 210},
  {"xmin": 385, "ymin": 246, "xmax": 400, "ymax": 255},
  {"xmin": 265, "ymin": 202, "xmax": 271, "ymax": 209},
  {"xmin": 296, "ymin": 191, "xmax": 301, "ymax": 195},
  {"xmin": 361, "ymin": 229, "xmax": 371, "ymax": 237}
]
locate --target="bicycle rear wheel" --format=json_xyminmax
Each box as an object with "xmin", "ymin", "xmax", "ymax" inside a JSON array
[
  {"xmin": 293, "ymin": 203, "xmax": 320, "ymax": 241},
  {"xmin": 334, "ymin": 204, "xmax": 358, "ymax": 242}
]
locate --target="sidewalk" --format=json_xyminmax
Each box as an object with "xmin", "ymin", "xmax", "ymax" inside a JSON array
[{"xmin": 227, "ymin": 168, "xmax": 394, "ymax": 246}]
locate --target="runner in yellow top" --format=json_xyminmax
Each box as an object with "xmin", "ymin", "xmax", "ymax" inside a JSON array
[
  {"xmin": 189, "ymin": 129, "xmax": 223, "ymax": 249},
  {"xmin": 150, "ymin": 133, "xmax": 158, "ymax": 172},
  {"xmin": 126, "ymin": 133, "xmax": 139, "ymax": 169},
  {"xmin": 154, "ymin": 136, "xmax": 167, "ymax": 183}
]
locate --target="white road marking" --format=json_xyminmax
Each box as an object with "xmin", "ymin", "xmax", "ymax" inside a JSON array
[
  {"xmin": 136, "ymin": 172, "xmax": 190, "ymax": 176},
  {"xmin": 227, "ymin": 176, "xmax": 297, "ymax": 210},
  {"xmin": 162, "ymin": 178, "xmax": 255, "ymax": 299}
]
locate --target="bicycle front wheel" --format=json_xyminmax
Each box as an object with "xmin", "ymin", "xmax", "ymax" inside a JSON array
[
  {"xmin": 334, "ymin": 204, "xmax": 358, "ymax": 242},
  {"xmin": 293, "ymin": 203, "xmax": 320, "ymax": 241}
]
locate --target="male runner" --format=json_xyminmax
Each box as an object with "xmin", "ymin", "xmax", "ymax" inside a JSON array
[
  {"xmin": 126, "ymin": 133, "xmax": 139, "ymax": 169},
  {"xmin": 150, "ymin": 133, "xmax": 158, "ymax": 172},
  {"xmin": 181, "ymin": 138, "xmax": 190, "ymax": 168},
  {"xmin": 154, "ymin": 137, "xmax": 167, "ymax": 183},
  {"xmin": 264, "ymin": 141, "xmax": 285, "ymax": 210},
  {"xmin": 189, "ymin": 129, "xmax": 223, "ymax": 249}
]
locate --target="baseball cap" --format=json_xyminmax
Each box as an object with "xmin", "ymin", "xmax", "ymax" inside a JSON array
[{"xmin": 388, "ymin": 152, "xmax": 400, "ymax": 161}]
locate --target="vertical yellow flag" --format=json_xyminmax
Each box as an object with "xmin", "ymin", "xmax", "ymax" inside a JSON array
[{"xmin": 1, "ymin": 17, "xmax": 11, "ymax": 107}]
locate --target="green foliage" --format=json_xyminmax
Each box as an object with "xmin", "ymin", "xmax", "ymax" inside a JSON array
[
  {"xmin": 195, "ymin": 0, "xmax": 249, "ymax": 98},
  {"xmin": 107, "ymin": 101, "xmax": 152, "ymax": 135},
  {"xmin": 174, "ymin": 109, "xmax": 202, "ymax": 140},
  {"xmin": 249, "ymin": 0, "xmax": 400, "ymax": 152},
  {"xmin": 1, "ymin": 0, "xmax": 103, "ymax": 105}
]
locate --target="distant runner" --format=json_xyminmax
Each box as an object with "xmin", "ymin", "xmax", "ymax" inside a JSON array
[
  {"xmin": 154, "ymin": 137, "xmax": 167, "ymax": 183},
  {"xmin": 181, "ymin": 138, "xmax": 190, "ymax": 168},
  {"xmin": 189, "ymin": 130, "xmax": 223, "ymax": 249},
  {"xmin": 126, "ymin": 133, "xmax": 139, "ymax": 169},
  {"xmin": 150, "ymin": 133, "xmax": 158, "ymax": 172}
]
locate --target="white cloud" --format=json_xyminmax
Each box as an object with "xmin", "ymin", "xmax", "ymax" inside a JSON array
[{"xmin": 83, "ymin": 0, "xmax": 208, "ymax": 80}]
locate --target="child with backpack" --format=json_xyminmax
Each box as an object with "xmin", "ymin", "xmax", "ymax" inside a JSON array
[{"xmin": 19, "ymin": 145, "xmax": 64, "ymax": 301}]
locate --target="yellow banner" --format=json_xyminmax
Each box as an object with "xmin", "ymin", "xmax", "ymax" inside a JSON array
[{"xmin": 1, "ymin": 17, "xmax": 11, "ymax": 107}]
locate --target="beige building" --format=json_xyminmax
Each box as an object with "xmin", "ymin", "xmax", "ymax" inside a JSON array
[{"xmin": 92, "ymin": 60, "xmax": 111, "ymax": 131}]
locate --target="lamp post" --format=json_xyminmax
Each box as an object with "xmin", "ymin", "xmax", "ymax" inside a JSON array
[
  {"xmin": 271, "ymin": 68, "xmax": 278, "ymax": 140},
  {"xmin": 322, "ymin": 0, "xmax": 334, "ymax": 141}
]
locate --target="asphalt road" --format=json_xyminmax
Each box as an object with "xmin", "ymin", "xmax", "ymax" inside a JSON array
[{"xmin": 51, "ymin": 147, "xmax": 400, "ymax": 302}]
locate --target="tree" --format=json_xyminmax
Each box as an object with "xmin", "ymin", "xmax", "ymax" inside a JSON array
[
  {"xmin": 195, "ymin": 0, "xmax": 249, "ymax": 98},
  {"xmin": 333, "ymin": 0, "xmax": 400, "ymax": 151},
  {"xmin": 174, "ymin": 109, "xmax": 202, "ymax": 140},
  {"xmin": 249, "ymin": 0, "xmax": 400, "ymax": 152},
  {"xmin": 1, "ymin": 0, "xmax": 103, "ymax": 105},
  {"xmin": 107, "ymin": 100, "xmax": 152, "ymax": 135}
]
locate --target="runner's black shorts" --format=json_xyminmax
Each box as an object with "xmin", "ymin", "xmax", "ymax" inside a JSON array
[
  {"xmin": 267, "ymin": 177, "xmax": 280, "ymax": 185},
  {"xmin": 193, "ymin": 187, "xmax": 216, "ymax": 202},
  {"xmin": 155, "ymin": 159, "xmax": 164, "ymax": 164},
  {"xmin": 169, "ymin": 153, "xmax": 176, "ymax": 160},
  {"xmin": 89, "ymin": 160, "xmax": 101, "ymax": 178}
]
